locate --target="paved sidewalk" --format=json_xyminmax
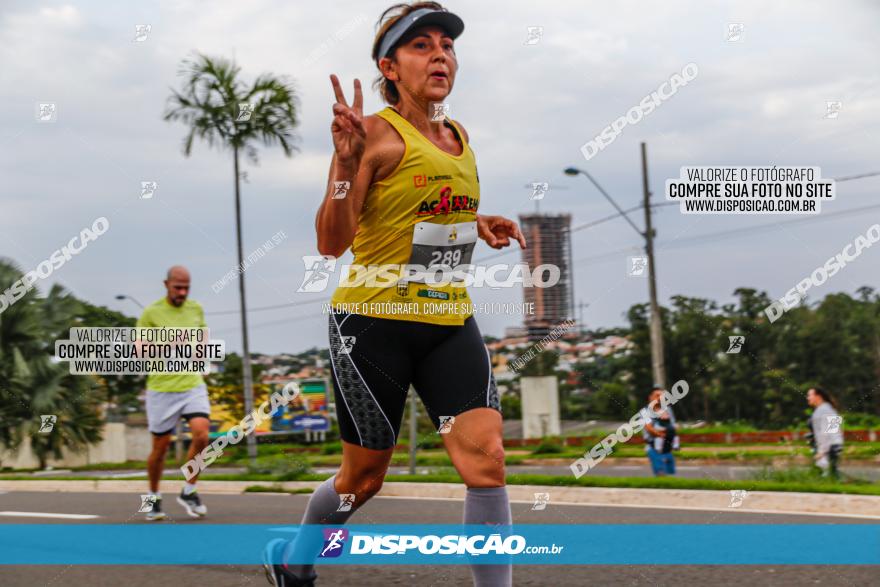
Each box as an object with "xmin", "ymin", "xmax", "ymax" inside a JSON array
[{"xmin": 2, "ymin": 479, "xmax": 877, "ymax": 518}]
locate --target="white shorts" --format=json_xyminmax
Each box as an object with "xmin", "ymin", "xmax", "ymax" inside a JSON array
[{"xmin": 145, "ymin": 384, "xmax": 211, "ymax": 435}]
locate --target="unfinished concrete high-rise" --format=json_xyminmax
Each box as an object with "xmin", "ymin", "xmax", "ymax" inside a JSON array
[{"xmin": 518, "ymin": 213, "xmax": 574, "ymax": 339}]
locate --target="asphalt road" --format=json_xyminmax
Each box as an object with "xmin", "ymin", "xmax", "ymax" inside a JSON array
[{"xmin": 1, "ymin": 491, "xmax": 876, "ymax": 586}]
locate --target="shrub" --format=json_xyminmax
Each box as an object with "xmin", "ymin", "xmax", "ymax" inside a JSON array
[
  {"xmin": 246, "ymin": 455, "xmax": 312, "ymax": 480},
  {"xmin": 531, "ymin": 441, "xmax": 564, "ymax": 455}
]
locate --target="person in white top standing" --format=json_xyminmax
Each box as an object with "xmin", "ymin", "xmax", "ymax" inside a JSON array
[{"xmin": 806, "ymin": 387, "xmax": 844, "ymax": 479}]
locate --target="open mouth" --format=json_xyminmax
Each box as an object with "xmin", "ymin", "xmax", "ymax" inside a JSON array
[{"xmin": 430, "ymin": 71, "xmax": 448, "ymax": 81}]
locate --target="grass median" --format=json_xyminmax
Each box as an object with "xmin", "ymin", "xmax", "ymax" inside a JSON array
[
  {"xmin": 23, "ymin": 443, "xmax": 877, "ymax": 475},
  {"xmin": 240, "ymin": 471, "xmax": 880, "ymax": 497}
]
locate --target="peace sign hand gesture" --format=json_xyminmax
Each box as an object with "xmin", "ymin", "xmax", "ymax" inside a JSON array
[{"xmin": 330, "ymin": 74, "xmax": 366, "ymax": 168}]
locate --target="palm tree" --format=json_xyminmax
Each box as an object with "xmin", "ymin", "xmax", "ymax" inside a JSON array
[
  {"xmin": 0, "ymin": 259, "xmax": 104, "ymax": 469},
  {"xmin": 164, "ymin": 54, "xmax": 300, "ymax": 462},
  {"xmin": 0, "ymin": 258, "xmax": 43, "ymax": 452}
]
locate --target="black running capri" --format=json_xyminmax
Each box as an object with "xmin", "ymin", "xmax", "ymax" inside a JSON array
[{"xmin": 327, "ymin": 311, "xmax": 501, "ymax": 450}]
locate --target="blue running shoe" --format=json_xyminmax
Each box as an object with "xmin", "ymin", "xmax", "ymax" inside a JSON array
[{"xmin": 263, "ymin": 538, "xmax": 317, "ymax": 586}]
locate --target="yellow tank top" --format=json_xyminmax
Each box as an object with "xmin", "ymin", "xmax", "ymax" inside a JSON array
[{"xmin": 329, "ymin": 106, "xmax": 480, "ymax": 325}]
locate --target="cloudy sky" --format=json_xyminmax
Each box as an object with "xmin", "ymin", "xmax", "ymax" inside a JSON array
[{"xmin": 1, "ymin": 0, "xmax": 878, "ymax": 354}]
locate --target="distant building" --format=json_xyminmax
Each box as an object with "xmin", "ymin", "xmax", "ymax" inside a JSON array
[{"xmin": 518, "ymin": 213, "xmax": 575, "ymax": 339}]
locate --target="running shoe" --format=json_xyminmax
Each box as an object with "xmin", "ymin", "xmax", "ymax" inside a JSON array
[
  {"xmin": 263, "ymin": 538, "xmax": 317, "ymax": 586},
  {"xmin": 177, "ymin": 488, "xmax": 207, "ymax": 518},
  {"xmin": 144, "ymin": 496, "xmax": 166, "ymax": 521}
]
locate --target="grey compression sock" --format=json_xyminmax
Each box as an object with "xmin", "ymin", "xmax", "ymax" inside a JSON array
[
  {"xmin": 464, "ymin": 486, "xmax": 513, "ymax": 587},
  {"xmin": 284, "ymin": 474, "xmax": 356, "ymax": 580}
]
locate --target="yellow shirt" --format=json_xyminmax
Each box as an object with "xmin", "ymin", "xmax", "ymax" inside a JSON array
[
  {"xmin": 136, "ymin": 298, "xmax": 206, "ymax": 391},
  {"xmin": 330, "ymin": 106, "xmax": 480, "ymax": 325}
]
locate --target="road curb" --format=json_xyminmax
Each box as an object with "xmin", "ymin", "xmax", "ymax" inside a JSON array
[
  {"xmin": 1, "ymin": 479, "xmax": 878, "ymax": 518},
  {"xmin": 374, "ymin": 483, "xmax": 880, "ymax": 518}
]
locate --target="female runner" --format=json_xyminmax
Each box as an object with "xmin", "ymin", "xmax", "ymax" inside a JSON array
[{"xmin": 266, "ymin": 4, "xmax": 525, "ymax": 585}]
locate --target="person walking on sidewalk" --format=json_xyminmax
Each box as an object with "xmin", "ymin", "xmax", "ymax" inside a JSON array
[{"xmin": 807, "ymin": 387, "xmax": 844, "ymax": 479}]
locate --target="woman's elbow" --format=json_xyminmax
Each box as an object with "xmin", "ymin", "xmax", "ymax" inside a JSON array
[
  {"xmin": 316, "ymin": 235, "xmax": 347, "ymax": 258},
  {"xmin": 316, "ymin": 240, "xmax": 342, "ymax": 258}
]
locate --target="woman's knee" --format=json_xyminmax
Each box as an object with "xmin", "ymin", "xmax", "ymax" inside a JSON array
[
  {"xmin": 456, "ymin": 441, "xmax": 506, "ymax": 487},
  {"xmin": 336, "ymin": 457, "xmax": 391, "ymax": 497},
  {"xmin": 335, "ymin": 468, "xmax": 386, "ymax": 500}
]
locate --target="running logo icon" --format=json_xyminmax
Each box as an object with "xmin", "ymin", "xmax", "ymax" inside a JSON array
[
  {"xmin": 531, "ymin": 492, "xmax": 550, "ymax": 511},
  {"xmin": 825, "ymin": 415, "xmax": 843, "ymax": 433},
  {"xmin": 824, "ymin": 101, "xmax": 842, "ymax": 119},
  {"xmin": 728, "ymin": 490, "xmax": 749, "ymax": 508},
  {"xmin": 36, "ymin": 103, "xmax": 57, "ymax": 122},
  {"xmin": 337, "ymin": 494, "xmax": 355, "ymax": 512},
  {"xmin": 38, "ymin": 415, "xmax": 57, "ymax": 433},
  {"xmin": 429, "ymin": 102, "xmax": 449, "ymax": 122},
  {"xmin": 319, "ymin": 528, "xmax": 348, "ymax": 558},
  {"xmin": 237, "ymin": 103, "xmax": 255, "ymax": 122},
  {"xmin": 340, "ymin": 336, "xmax": 356, "ymax": 355},
  {"xmin": 530, "ymin": 182, "xmax": 549, "ymax": 201},
  {"xmin": 438, "ymin": 416, "xmax": 455, "ymax": 434},
  {"xmin": 297, "ymin": 255, "xmax": 337, "ymax": 292},
  {"xmin": 138, "ymin": 494, "xmax": 158, "ymax": 513},
  {"xmin": 524, "ymin": 26, "xmax": 543, "ymax": 45},
  {"xmin": 140, "ymin": 181, "xmax": 158, "ymax": 199},
  {"xmin": 726, "ymin": 336, "xmax": 745, "ymax": 354},
  {"xmin": 332, "ymin": 181, "xmax": 350, "ymax": 199},
  {"xmin": 133, "ymin": 24, "xmax": 151, "ymax": 42},
  {"xmin": 627, "ymin": 256, "xmax": 648, "ymax": 277},
  {"xmin": 727, "ymin": 23, "xmax": 744, "ymax": 42}
]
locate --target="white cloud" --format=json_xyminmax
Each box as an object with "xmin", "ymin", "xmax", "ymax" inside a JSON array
[{"xmin": 40, "ymin": 4, "xmax": 80, "ymax": 22}]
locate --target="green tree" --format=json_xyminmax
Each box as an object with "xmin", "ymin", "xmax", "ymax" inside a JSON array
[
  {"xmin": 501, "ymin": 392, "xmax": 522, "ymax": 419},
  {"xmin": 664, "ymin": 295, "xmax": 723, "ymax": 421},
  {"xmin": 0, "ymin": 259, "xmax": 104, "ymax": 469},
  {"xmin": 623, "ymin": 302, "xmax": 655, "ymax": 397},
  {"xmin": 588, "ymin": 381, "xmax": 635, "ymax": 419},
  {"xmin": 164, "ymin": 53, "xmax": 300, "ymax": 462},
  {"xmin": 45, "ymin": 290, "xmax": 143, "ymax": 417},
  {"xmin": 0, "ymin": 258, "xmax": 46, "ymax": 449}
]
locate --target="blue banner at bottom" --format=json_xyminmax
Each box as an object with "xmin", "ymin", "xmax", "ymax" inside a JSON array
[{"xmin": 0, "ymin": 525, "xmax": 877, "ymax": 565}]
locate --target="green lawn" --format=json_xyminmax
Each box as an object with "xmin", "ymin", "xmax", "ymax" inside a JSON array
[
  {"xmin": 299, "ymin": 444, "xmax": 877, "ymax": 467},
  {"xmin": 240, "ymin": 471, "xmax": 880, "ymax": 497},
  {"xmin": 3, "ymin": 468, "xmax": 875, "ymax": 497},
  {"xmin": 47, "ymin": 442, "xmax": 878, "ymax": 474}
]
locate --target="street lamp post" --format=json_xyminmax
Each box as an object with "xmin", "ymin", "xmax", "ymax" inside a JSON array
[
  {"xmin": 115, "ymin": 294, "xmax": 145, "ymax": 309},
  {"xmin": 564, "ymin": 143, "xmax": 667, "ymax": 389}
]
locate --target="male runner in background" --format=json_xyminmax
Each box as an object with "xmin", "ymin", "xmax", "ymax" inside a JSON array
[{"xmin": 137, "ymin": 265, "xmax": 211, "ymax": 520}]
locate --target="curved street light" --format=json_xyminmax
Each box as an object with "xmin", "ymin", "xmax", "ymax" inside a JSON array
[{"xmin": 115, "ymin": 294, "xmax": 145, "ymax": 309}]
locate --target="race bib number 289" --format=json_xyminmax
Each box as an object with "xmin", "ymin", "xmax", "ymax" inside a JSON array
[{"xmin": 408, "ymin": 221, "xmax": 477, "ymax": 282}]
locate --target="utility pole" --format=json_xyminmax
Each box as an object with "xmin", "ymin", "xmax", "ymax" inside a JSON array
[
  {"xmin": 564, "ymin": 152, "xmax": 667, "ymax": 389},
  {"xmin": 577, "ymin": 300, "xmax": 589, "ymax": 337},
  {"xmin": 641, "ymin": 142, "xmax": 666, "ymax": 389}
]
